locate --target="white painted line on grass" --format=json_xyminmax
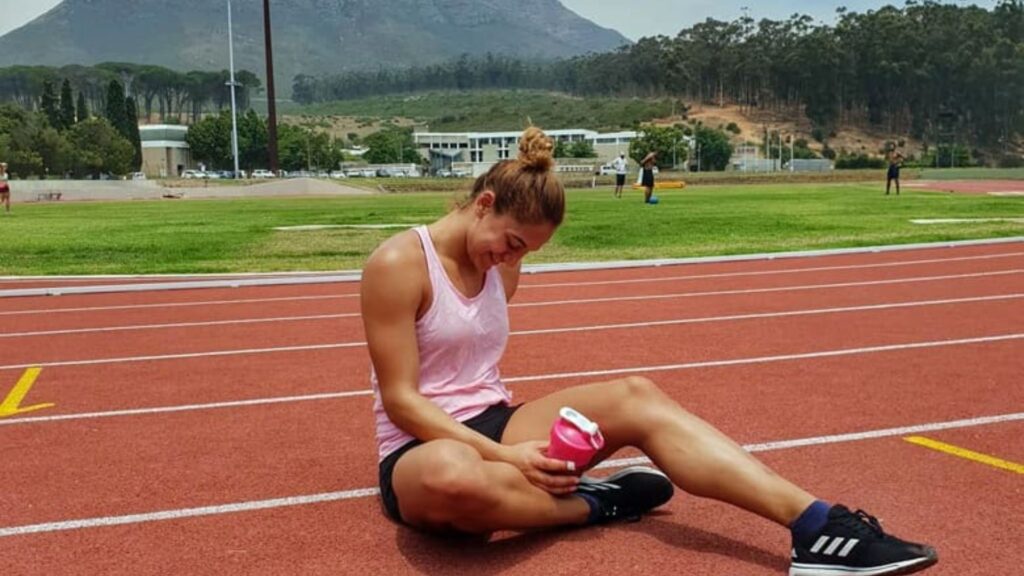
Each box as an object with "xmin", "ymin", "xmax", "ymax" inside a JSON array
[
  {"xmin": 909, "ymin": 218, "xmax": 1024, "ymax": 225},
  {"xmin": 3, "ymin": 410, "xmax": 1022, "ymax": 537},
  {"xmin": 521, "ymin": 251, "xmax": 1024, "ymax": 289},
  {"xmin": 3, "ymin": 332, "xmax": 1020, "ymax": 425},
  {"xmin": 0, "ymin": 313, "xmax": 357, "ymax": 338},
  {"xmin": 0, "ymin": 294, "xmax": 354, "ymax": 317}
]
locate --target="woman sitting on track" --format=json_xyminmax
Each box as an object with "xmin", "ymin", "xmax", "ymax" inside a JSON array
[{"xmin": 359, "ymin": 127, "xmax": 937, "ymax": 576}]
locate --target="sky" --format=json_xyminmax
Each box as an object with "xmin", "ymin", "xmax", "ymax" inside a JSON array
[{"xmin": 0, "ymin": 0, "xmax": 999, "ymax": 39}]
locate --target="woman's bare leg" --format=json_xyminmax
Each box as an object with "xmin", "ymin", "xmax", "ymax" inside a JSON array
[
  {"xmin": 502, "ymin": 376, "xmax": 815, "ymax": 526},
  {"xmin": 391, "ymin": 439, "xmax": 589, "ymax": 533}
]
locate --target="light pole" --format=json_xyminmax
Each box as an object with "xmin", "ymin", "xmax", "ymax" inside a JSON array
[{"xmin": 227, "ymin": 0, "xmax": 240, "ymax": 178}]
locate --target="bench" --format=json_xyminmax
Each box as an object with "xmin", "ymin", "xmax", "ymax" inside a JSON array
[{"xmin": 36, "ymin": 192, "xmax": 63, "ymax": 201}]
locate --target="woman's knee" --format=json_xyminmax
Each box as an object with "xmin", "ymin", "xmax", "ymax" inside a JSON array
[
  {"xmin": 415, "ymin": 441, "xmax": 496, "ymax": 511},
  {"xmin": 618, "ymin": 375, "xmax": 670, "ymax": 407}
]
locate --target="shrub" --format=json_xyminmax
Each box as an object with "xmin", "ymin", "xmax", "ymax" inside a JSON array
[{"xmin": 835, "ymin": 153, "xmax": 885, "ymax": 169}]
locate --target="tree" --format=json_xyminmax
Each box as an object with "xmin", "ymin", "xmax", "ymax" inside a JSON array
[
  {"xmin": 59, "ymin": 79, "xmax": 75, "ymax": 129},
  {"xmin": 693, "ymin": 125, "xmax": 734, "ymax": 171},
  {"xmin": 363, "ymin": 126, "xmax": 419, "ymax": 164},
  {"xmin": 76, "ymin": 91, "xmax": 89, "ymax": 122},
  {"xmin": 35, "ymin": 126, "xmax": 75, "ymax": 176},
  {"xmin": 104, "ymin": 79, "xmax": 128, "ymax": 137},
  {"xmin": 185, "ymin": 112, "xmax": 232, "ymax": 169},
  {"xmin": 125, "ymin": 96, "xmax": 142, "ymax": 170},
  {"xmin": 568, "ymin": 140, "xmax": 597, "ymax": 158},
  {"xmin": 40, "ymin": 80, "xmax": 60, "ymax": 129},
  {"xmin": 237, "ymin": 110, "xmax": 269, "ymax": 170},
  {"xmin": 68, "ymin": 118, "xmax": 135, "ymax": 177},
  {"xmin": 629, "ymin": 125, "xmax": 687, "ymax": 169}
]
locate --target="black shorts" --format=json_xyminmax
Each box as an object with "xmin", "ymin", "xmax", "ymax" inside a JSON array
[
  {"xmin": 887, "ymin": 165, "xmax": 900, "ymax": 180},
  {"xmin": 377, "ymin": 402, "xmax": 521, "ymax": 524},
  {"xmin": 615, "ymin": 173, "xmax": 626, "ymax": 186},
  {"xmin": 642, "ymin": 169, "xmax": 655, "ymax": 188}
]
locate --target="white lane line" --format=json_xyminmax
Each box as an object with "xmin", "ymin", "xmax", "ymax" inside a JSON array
[
  {"xmin": 595, "ymin": 412, "xmax": 1024, "ymax": 470},
  {"xmin": 512, "ymin": 269, "xmax": 1023, "ymax": 308},
  {"xmin": 3, "ymin": 411, "xmax": 1022, "ymax": 538},
  {"xmin": 6, "ymin": 292, "xmax": 1019, "ymax": 340},
  {"xmin": 0, "ymin": 391, "xmax": 374, "ymax": 426},
  {"xmin": 4, "ymin": 252, "xmax": 1021, "ymax": 317},
  {"xmin": 0, "ymin": 343, "xmax": 364, "ymax": 370},
  {"xmin": 2, "ymin": 291, "xmax": 1021, "ymax": 369},
  {"xmin": 0, "ymin": 314, "xmax": 358, "ymax": 338},
  {"xmin": 3, "ymin": 332, "xmax": 1021, "ymax": 426},
  {"xmin": 502, "ymin": 333, "xmax": 1024, "ymax": 383},
  {"xmin": 520, "ymin": 251, "xmax": 1024, "ymax": 289},
  {"xmin": 513, "ymin": 293, "xmax": 1024, "ymax": 336},
  {"xmin": 0, "ymin": 294, "xmax": 355, "ymax": 317}
]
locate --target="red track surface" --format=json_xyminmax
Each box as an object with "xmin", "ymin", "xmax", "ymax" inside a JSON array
[{"xmin": 1, "ymin": 242, "xmax": 1022, "ymax": 575}]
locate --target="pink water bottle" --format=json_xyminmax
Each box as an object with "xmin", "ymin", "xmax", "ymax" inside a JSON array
[{"xmin": 547, "ymin": 407, "xmax": 605, "ymax": 471}]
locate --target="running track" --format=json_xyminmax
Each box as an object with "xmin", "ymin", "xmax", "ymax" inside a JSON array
[{"xmin": 1, "ymin": 241, "xmax": 1022, "ymax": 575}]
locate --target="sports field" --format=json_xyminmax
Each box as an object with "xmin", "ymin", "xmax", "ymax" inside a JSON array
[{"xmin": 1, "ymin": 181, "xmax": 1022, "ymax": 276}]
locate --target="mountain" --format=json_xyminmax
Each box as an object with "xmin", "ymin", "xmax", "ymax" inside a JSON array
[{"xmin": 0, "ymin": 0, "xmax": 629, "ymax": 84}]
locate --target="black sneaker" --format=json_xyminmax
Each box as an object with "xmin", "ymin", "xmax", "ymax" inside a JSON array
[
  {"xmin": 576, "ymin": 466, "xmax": 674, "ymax": 523},
  {"xmin": 790, "ymin": 505, "xmax": 938, "ymax": 576}
]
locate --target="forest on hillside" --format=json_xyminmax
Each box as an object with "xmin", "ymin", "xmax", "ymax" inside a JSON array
[{"xmin": 295, "ymin": 1, "xmax": 1024, "ymax": 152}]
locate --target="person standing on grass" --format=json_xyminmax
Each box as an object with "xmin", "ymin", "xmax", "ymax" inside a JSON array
[
  {"xmin": 886, "ymin": 146, "xmax": 904, "ymax": 196},
  {"xmin": 612, "ymin": 153, "xmax": 628, "ymax": 198},
  {"xmin": 640, "ymin": 151, "xmax": 657, "ymax": 203},
  {"xmin": 0, "ymin": 162, "xmax": 10, "ymax": 214},
  {"xmin": 359, "ymin": 126, "xmax": 938, "ymax": 576}
]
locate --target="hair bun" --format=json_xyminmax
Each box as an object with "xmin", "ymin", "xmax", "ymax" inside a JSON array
[{"xmin": 517, "ymin": 127, "xmax": 554, "ymax": 171}]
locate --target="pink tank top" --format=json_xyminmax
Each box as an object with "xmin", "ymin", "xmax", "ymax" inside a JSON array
[{"xmin": 371, "ymin": 226, "xmax": 513, "ymax": 461}]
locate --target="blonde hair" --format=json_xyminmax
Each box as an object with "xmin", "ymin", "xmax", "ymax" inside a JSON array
[{"xmin": 466, "ymin": 127, "xmax": 564, "ymax": 226}]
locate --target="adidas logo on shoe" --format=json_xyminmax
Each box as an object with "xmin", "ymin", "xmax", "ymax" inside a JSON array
[{"xmin": 790, "ymin": 505, "xmax": 938, "ymax": 576}]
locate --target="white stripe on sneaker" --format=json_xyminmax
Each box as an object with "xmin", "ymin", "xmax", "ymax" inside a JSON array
[
  {"xmin": 838, "ymin": 539, "xmax": 860, "ymax": 558},
  {"xmin": 810, "ymin": 536, "xmax": 830, "ymax": 553},
  {"xmin": 823, "ymin": 537, "xmax": 846, "ymax": 555}
]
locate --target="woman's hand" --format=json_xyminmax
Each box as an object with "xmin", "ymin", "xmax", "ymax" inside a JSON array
[{"xmin": 501, "ymin": 441, "xmax": 579, "ymax": 495}]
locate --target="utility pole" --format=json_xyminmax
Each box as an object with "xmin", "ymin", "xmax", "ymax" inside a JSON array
[
  {"xmin": 227, "ymin": 0, "xmax": 240, "ymax": 178},
  {"xmin": 262, "ymin": 0, "xmax": 279, "ymax": 173}
]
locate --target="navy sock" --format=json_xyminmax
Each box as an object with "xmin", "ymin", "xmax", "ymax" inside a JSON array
[
  {"xmin": 575, "ymin": 492, "xmax": 601, "ymax": 524},
  {"xmin": 790, "ymin": 500, "xmax": 831, "ymax": 543}
]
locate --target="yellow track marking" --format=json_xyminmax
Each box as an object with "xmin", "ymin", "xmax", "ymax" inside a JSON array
[
  {"xmin": 0, "ymin": 367, "xmax": 54, "ymax": 418},
  {"xmin": 904, "ymin": 435, "xmax": 1024, "ymax": 475}
]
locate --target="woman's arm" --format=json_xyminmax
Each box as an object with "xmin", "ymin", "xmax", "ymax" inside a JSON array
[
  {"xmin": 361, "ymin": 235, "xmax": 515, "ymax": 463},
  {"xmin": 497, "ymin": 260, "xmax": 523, "ymax": 302}
]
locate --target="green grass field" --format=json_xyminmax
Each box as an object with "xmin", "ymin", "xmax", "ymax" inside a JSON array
[{"xmin": 1, "ymin": 182, "xmax": 1022, "ymax": 275}]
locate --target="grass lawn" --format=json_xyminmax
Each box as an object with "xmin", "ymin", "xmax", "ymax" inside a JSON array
[{"xmin": 1, "ymin": 182, "xmax": 1022, "ymax": 275}]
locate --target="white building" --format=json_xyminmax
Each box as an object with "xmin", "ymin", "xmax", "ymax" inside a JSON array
[
  {"xmin": 414, "ymin": 129, "xmax": 636, "ymax": 175},
  {"xmin": 140, "ymin": 125, "xmax": 192, "ymax": 178}
]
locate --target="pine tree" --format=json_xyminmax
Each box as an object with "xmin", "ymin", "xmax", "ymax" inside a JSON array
[
  {"xmin": 76, "ymin": 91, "xmax": 89, "ymax": 122},
  {"xmin": 59, "ymin": 79, "xmax": 75, "ymax": 129},
  {"xmin": 104, "ymin": 80, "xmax": 127, "ymax": 137},
  {"xmin": 125, "ymin": 96, "xmax": 143, "ymax": 170},
  {"xmin": 41, "ymin": 80, "xmax": 61, "ymax": 128}
]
